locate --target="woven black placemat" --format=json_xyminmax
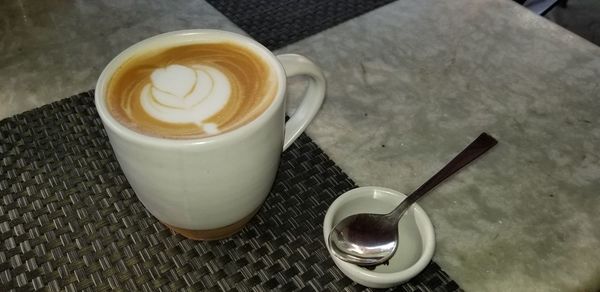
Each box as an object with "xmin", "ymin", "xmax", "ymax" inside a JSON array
[
  {"xmin": 0, "ymin": 91, "xmax": 460, "ymax": 291},
  {"xmin": 205, "ymin": 0, "xmax": 396, "ymax": 50}
]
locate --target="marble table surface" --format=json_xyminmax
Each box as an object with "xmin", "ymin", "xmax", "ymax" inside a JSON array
[{"xmin": 1, "ymin": 0, "xmax": 599, "ymax": 291}]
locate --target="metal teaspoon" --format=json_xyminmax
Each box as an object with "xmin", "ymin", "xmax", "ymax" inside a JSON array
[{"xmin": 328, "ymin": 133, "xmax": 497, "ymax": 266}]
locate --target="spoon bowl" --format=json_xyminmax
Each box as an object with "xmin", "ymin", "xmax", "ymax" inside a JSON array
[{"xmin": 328, "ymin": 213, "xmax": 399, "ymax": 266}]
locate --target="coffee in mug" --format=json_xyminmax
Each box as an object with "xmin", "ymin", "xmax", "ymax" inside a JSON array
[
  {"xmin": 106, "ymin": 42, "xmax": 278, "ymax": 139},
  {"xmin": 95, "ymin": 30, "xmax": 325, "ymax": 240}
]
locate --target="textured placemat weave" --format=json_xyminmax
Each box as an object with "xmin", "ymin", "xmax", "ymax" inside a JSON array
[
  {"xmin": 205, "ymin": 0, "xmax": 396, "ymax": 50},
  {"xmin": 0, "ymin": 91, "xmax": 461, "ymax": 291}
]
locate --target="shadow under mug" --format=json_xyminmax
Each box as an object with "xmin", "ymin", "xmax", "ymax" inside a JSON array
[{"xmin": 95, "ymin": 29, "xmax": 325, "ymax": 240}]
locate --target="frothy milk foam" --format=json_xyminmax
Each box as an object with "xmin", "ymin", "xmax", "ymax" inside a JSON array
[
  {"xmin": 142, "ymin": 64, "xmax": 230, "ymax": 134},
  {"xmin": 106, "ymin": 41, "xmax": 277, "ymax": 139}
]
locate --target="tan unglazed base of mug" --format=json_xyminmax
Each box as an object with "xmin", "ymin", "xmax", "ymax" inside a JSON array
[{"xmin": 162, "ymin": 208, "xmax": 260, "ymax": 240}]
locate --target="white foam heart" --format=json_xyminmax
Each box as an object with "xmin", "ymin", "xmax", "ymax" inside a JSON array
[
  {"xmin": 150, "ymin": 64, "xmax": 196, "ymax": 98},
  {"xmin": 141, "ymin": 64, "xmax": 232, "ymax": 135}
]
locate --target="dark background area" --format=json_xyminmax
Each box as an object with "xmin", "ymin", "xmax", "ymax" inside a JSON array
[{"xmin": 545, "ymin": 0, "xmax": 600, "ymax": 46}]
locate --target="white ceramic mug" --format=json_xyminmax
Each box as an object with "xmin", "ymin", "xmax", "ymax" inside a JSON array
[{"xmin": 95, "ymin": 30, "xmax": 325, "ymax": 240}]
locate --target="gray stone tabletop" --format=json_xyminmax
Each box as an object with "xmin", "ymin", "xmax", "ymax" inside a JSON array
[
  {"xmin": 280, "ymin": 0, "xmax": 600, "ymax": 291},
  {"xmin": 1, "ymin": 0, "xmax": 599, "ymax": 291}
]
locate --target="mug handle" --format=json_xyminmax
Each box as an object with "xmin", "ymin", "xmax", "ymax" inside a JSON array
[{"xmin": 277, "ymin": 54, "xmax": 326, "ymax": 151}]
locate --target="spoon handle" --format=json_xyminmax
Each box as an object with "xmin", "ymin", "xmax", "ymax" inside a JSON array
[{"xmin": 388, "ymin": 132, "xmax": 498, "ymax": 220}]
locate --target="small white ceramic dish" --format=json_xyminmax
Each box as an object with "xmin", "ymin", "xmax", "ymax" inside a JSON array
[{"xmin": 323, "ymin": 186, "xmax": 435, "ymax": 288}]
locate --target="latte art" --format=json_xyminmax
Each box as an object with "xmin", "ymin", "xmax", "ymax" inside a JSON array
[
  {"xmin": 106, "ymin": 42, "xmax": 277, "ymax": 139},
  {"xmin": 141, "ymin": 64, "xmax": 230, "ymax": 134}
]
